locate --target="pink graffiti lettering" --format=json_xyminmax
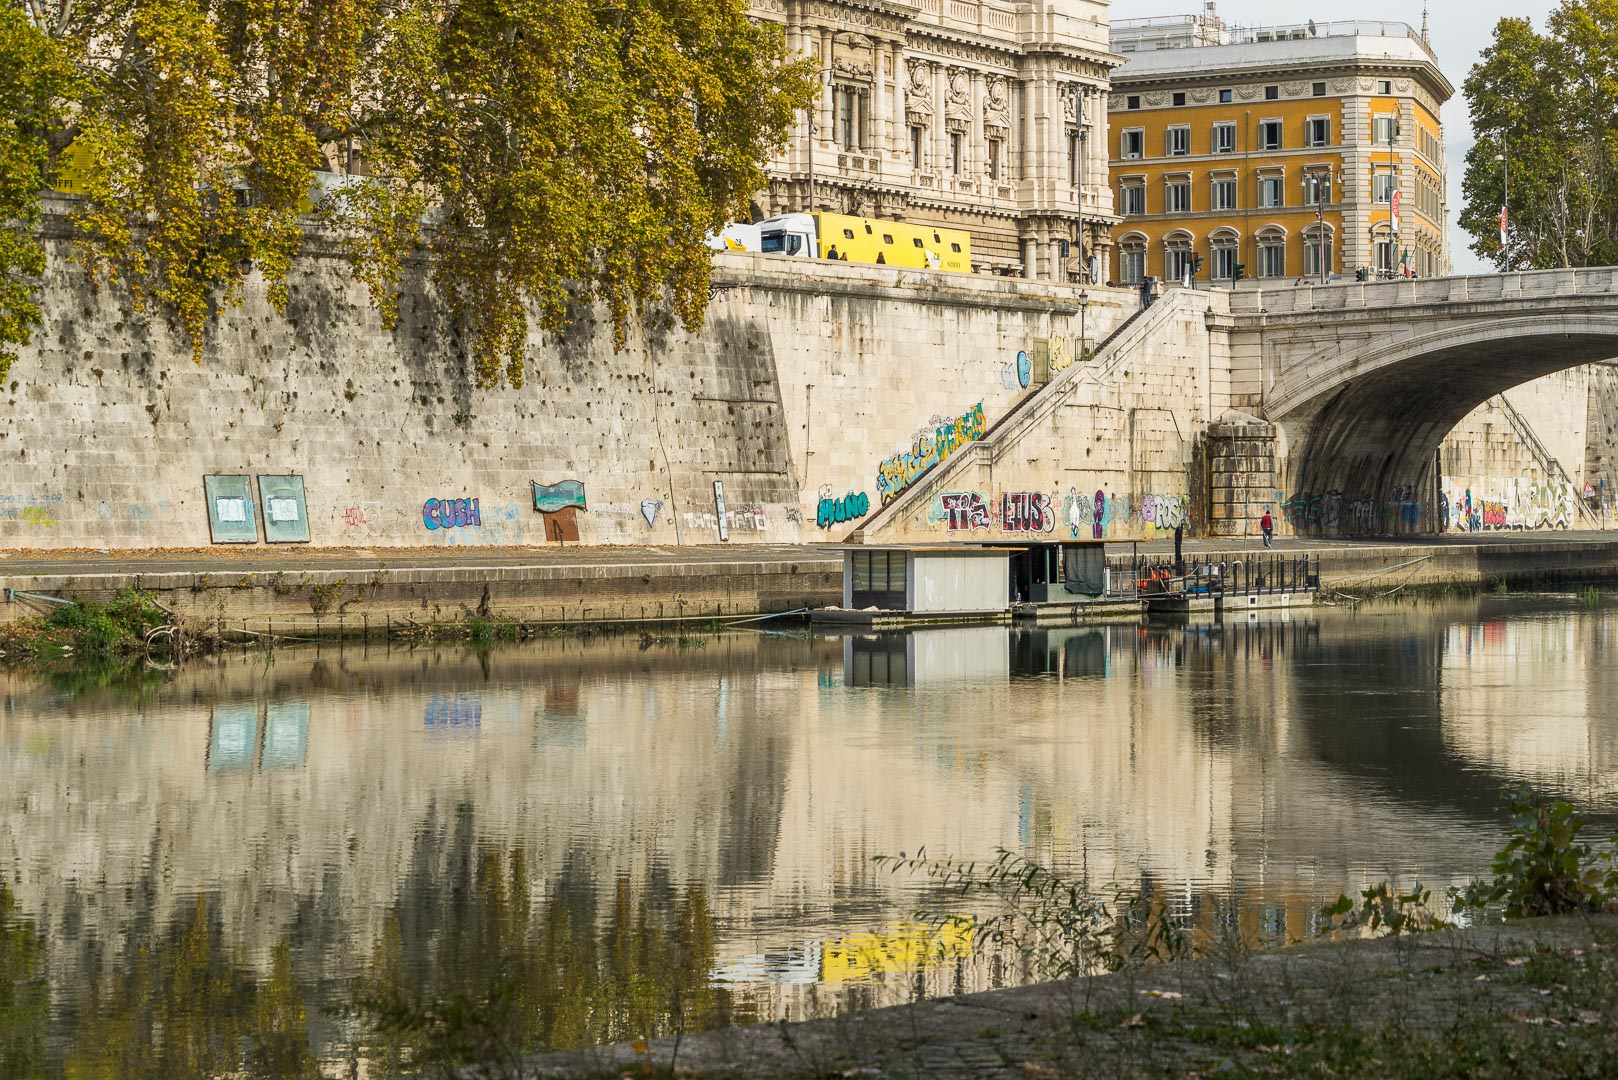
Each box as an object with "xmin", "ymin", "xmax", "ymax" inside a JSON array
[{"xmin": 343, "ymin": 507, "xmax": 368, "ymax": 527}]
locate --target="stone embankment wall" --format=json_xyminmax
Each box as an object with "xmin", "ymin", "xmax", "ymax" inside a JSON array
[{"xmin": 0, "ymin": 215, "xmax": 1131, "ymax": 550}]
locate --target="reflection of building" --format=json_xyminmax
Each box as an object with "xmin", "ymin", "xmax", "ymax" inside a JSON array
[
  {"xmin": 1106, "ymin": 15, "xmax": 1452, "ymax": 286},
  {"xmin": 751, "ymin": 0, "xmax": 1119, "ymax": 278}
]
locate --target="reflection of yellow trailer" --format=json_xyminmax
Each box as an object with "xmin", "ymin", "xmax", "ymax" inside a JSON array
[
  {"xmin": 819, "ymin": 917, "xmax": 974, "ymax": 983},
  {"xmin": 814, "ymin": 212, "xmax": 972, "ymax": 274}
]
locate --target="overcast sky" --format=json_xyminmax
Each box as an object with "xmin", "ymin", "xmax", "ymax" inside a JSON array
[{"xmin": 1116, "ymin": 1, "xmax": 1557, "ymax": 272}]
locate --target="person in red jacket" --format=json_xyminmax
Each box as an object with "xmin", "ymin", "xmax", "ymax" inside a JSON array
[{"xmin": 1260, "ymin": 508, "xmax": 1274, "ymax": 548}]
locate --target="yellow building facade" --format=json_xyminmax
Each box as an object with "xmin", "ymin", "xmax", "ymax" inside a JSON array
[{"xmin": 1105, "ymin": 17, "xmax": 1453, "ymax": 287}]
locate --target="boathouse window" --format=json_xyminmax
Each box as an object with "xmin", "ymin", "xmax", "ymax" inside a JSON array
[{"xmin": 851, "ymin": 550, "xmax": 908, "ymax": 609}]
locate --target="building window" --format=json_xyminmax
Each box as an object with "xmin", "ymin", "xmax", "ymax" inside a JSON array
[
  {"xmin": 1258, "ymin": 237, "xmax": 1285, "ymax": 278},
  {"xmin": 1172, "ymin": 91, "xmax": 1186, "ymax": 106},
  {"xmin": 1165, "ymin": 178, "xmax": 1191, "ymax": 213},
  {"xmin": 1212, "ymin": 122, "xmax": 1236, "ymax": 154},
  {"xmin": 1312, "ymin": 81, "xmax": 1327, "ymax": 97},
  {"xmin": 1120, "ymin": 243, "xmax": 1145, "ymax": 283},
  {"xmin": 1378, "ymin": 79, "xmax": 1392, "ymax": 94},
  {"xmin": 1219, "ymin": 88, "xmax": 1233, "ymax": 103},
  {"xmin": 1258, "ymin": 175, "xmax": 1283, "ymax": 207},
  {"xmin": 1165, "ymin": 243, "xmax": 1193, "ymax": 282},
  {"xmin": 1304, "ymin": 233, "xmax": 1333, "ymax": 279},
  {"xmin": 1211, "ymin": 241, "xmax": 1237, "ymax": 280},
  {"xmin": 1210, "ymin": 176, "xmax": 1236, "ymax": 210},
  {"xmin": 1375, "ymin": 236, "xmax": 1395, "ymax": 275},
  {"xmin": 1167, "ymin": 125, "xmax": 1190, "ymax": 156},
  {"xmin": 1372, "ymin": 170, "xmax": 1394, "ymax": 203},
  {"xmin": 910, "ymin": 125, "xmax": 923, "ymax": 169},
  {"xmin": 1121, "ymin": 128, "xmax": 1144, "ymax": 159},
  {"xmin": 1259, "ymin": 120, "xmax": 1282, "ymax": 150},
  {"xmin": 835, "ymin": 86, "xmax": 865, "ymax": 150},
  {"xmin": 950, "ymin": 131, "xmax": 962, "ymax": 174},
  {"xmin": 987, "ymin": 138, "xmax": 1002, "ymax": 180},
  {"xmin": 1264, "ymin": 85, "xmax": 1279, "ymax": 100},
  {"xmin": 1120, "ymin": 182, "xmax": 1145, "ymax": 216},
  {"xmin": 1306, "ymin": 117, "xmax": 1329, "ymax": 147},
  {"xmin": 1127, "ymin": 95, "xmax": 1141, "ymax": 110},
  {"xmin": 1302, "ymin": 171, "xmax": 1330, "ymax": 205},
  {"xmin": 1373, "ymin": 115, "xmax": 1397, "ymax": 144}
]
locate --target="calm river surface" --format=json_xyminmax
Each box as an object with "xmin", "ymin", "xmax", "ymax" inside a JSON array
[{"xmin": 4, "ymin": 594, "xmax": 1618, "ymax": 1073}]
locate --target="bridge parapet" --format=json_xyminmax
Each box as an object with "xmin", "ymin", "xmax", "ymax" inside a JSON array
[{"xmin": 1228, "ymin": 268, "xmax": 1618, "ymax": 326}]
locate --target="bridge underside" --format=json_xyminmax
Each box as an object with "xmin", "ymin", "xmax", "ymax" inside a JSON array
[{"xmin": 1279, "ymin": 332, "xmax": 1618, "ymax": 536}]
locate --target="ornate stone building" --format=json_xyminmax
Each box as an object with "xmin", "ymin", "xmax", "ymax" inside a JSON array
[{"xmin": 751, "ymin": 0, "xmax": 1120, "ymax": 280}]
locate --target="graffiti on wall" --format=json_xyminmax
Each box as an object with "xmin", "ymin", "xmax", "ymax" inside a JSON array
[
  {"xmin": 940, "ymin": 491, "xmax": 991, "ymax": 531},
  {"xmin": 1000, "ymin": 492, "xmax": 1055, "ymax": 533},
  {"xmin": 998, "ymin": 351, "xmax": 1032, "ymax": 390},
  {"xmin": 875, "ymin": 403, "xmax": 986, "ymax": 505},
  {"xmin": 683, "ymin": 506, "xmax": 768, "ymax": 534},
  {"xmin": 0, "ymin": 492, "xmax": 64, "ymax": 525},
  {"xmin": 533, "ymin": 479, "xmax": 587, "ymax": 542},
  {"xmin": 423, "ymin": 497, "xmax": 481, "ymax": 530},
  {"xmin": 1441, "ymin": 477, "xmax": 1577, "ymax": 532},
  {"xmin": 1047, "ymin": 335, "xmax": 1074, "ymax": 376},
  {"xmin": 817, "ymin": 490, "xmax": 870, "ymax": 529},
  {"xmin": 640, "ymin": 499, "xmax": 663, "ymax": 527},
  {"xmin": 1139, "ymin": 494, "xmax": 1187, "ymax": 531}
]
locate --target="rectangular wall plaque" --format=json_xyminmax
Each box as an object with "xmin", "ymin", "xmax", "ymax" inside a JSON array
[
  {"xmin": 257, "ymin": 474, "xmax": 311, "ymax": 543},
  {"xmin": 203, "ymin": 474, "xmax": 259, "ymax": 543}
]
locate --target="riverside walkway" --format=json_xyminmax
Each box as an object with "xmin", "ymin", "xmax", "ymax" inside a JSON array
[{"xmin": 6, "ymin": 532, "xmax": 1618, "ymax": 632}]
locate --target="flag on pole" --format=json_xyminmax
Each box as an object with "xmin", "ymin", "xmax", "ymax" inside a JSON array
[{"xmin": 1499, "ymin": 204, "xmax": 1508, "ymax": 245}]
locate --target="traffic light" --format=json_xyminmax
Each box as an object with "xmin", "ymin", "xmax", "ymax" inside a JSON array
[
  {"xmin": 1190, "ymin": 253, "xmax": 1205, "ymax": 278},
  {"xmin": 1233, "ymin": 261, "xmax": 1246, "ymax": 283}
]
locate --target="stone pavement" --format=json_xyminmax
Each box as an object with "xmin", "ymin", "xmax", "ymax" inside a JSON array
[{"xmin": 511, "ymin": 915, "xmax": 1618, "ymax": 1079}]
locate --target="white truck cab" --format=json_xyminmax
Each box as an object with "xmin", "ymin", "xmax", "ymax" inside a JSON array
[{"xmin": 757, "ymin": 213, "xmax": 817, "ymax": 258}]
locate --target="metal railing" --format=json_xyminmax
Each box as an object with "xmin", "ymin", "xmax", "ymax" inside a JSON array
[{"xmin": 1128, "ymin": 551, "xmax": 1321, "ymax": 599}]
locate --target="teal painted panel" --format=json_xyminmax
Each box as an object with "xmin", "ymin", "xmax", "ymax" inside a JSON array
[
  {"xmin": 261, "ymin": 701, "xmax": 310, "ymax": 769},
  {"xmin": 203, "ymin": 474, "xmax": 258, "ymax": 543},
  {"xmin": 531, "ymin": 479, "xmax": 586, "ymax": 513},
  {"xmin": 207, "ymin": 705, "xmax": 258, "ymax": 771},
  {"xmin": 258, "ymin": 474, "xmax": 311, "ymax": 543}
]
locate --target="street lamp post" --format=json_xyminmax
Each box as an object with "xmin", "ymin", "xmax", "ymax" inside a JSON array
[
  {"xmin": 1074, "ymin": 88, "xmax": 1089, "ymax": 284},
  {"xmin": 805, "ymin": 67, "xmax": 833, "ymax": 213},
  {"xmin": 1077, "ymin": 289, "xmax": 1089, "ymax": 356},
  {"xmin": 1303, "ymin": 169, "xmax": 1334, "ymax": 285}
]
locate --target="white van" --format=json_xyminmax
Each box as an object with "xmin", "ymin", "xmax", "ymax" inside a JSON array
[
  {"xmin": 705, "ymin": 222, "xmax": 763, "ymax": 252},
  {"xmin": 757, "ymin": 213, "xmax": 817, "ymax": 258}
]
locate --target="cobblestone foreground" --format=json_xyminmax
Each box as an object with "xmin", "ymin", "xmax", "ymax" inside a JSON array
[{"xmin": 510, "ymin": 915, "xmax": 1618, "ymax": 1079}]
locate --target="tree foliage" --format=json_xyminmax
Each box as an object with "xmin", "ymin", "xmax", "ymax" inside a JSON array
[
  {"xmin": 1461, "ymin": 1, "xmax": 1618, "ymax": 269},
  {"xmin": 0, "ymin": 4, "xmax": 74, "ymax": 386},
  {"xmin": 9, "ymin": 0, "xmax": 813, "ymax": 386}
]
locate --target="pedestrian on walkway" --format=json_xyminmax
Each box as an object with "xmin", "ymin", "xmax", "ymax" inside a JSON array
[{"xmin": 1260, "ymin": 508, "xmax": 1274, "ymax": 548}]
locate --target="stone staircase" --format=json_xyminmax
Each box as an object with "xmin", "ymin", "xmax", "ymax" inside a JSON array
[{"xmin": 848, "ymin": 289, "xmax": 1206, "ymax": 544}]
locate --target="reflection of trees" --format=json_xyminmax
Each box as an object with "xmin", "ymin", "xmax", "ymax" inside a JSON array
[
  {"xmin": 363, "ymin": 802, "xmax": 740, "ymax": 1071},
  {"xmin": 1, "ymin": 884, "xmax": 50, "ymax": 1076},
  {"xmin": 57, "ymin": 895, "xmax": 319, "ymax": 1079}
]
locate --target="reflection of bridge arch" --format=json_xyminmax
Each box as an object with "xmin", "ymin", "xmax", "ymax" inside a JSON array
[{"xmin": 1238, "ymin": 270, "xmax": 1618, "ymax": 535}]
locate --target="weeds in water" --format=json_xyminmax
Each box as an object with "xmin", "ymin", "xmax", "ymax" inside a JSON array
[
  {"xmin": 0, "ymin": 589, "xmax": 172, "ymax": 660},
  {"xmin": 1452, "ymin": 782, "xmax": 1618, "ymax": 918},
  {"xmin": 1582, "ymin": 585, "xmax": 1602, "ymax": 607},
  {"xmin": 874, "ymin": 848, "xmax": 1191, "ymax": 981},
  {"xmin": 1317, "ymin": 882, "xmax": 1447, "ymax": 937},
  {"xmin": 1492, "ymin": 578, "xmax": 1510, "ymax": 594}
]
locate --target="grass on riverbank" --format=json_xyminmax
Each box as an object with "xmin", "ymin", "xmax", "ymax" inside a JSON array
[{"xmin": 0, "ymin": 589, "xmax": 179, "ymax": 661}]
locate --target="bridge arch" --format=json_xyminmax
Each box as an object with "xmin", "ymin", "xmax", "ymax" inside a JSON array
[{"xmin": 1270, "ymin": 311, "xmax": 1618, "ymax": 536}]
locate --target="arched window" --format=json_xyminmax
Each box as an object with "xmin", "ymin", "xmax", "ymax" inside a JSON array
[
  {"xmin": 1256, "ymin": 226, "xmax": 1286, "ymax": 279},
  {"xmin": 1164, "ymin": 230, "xmax": 1194, "ymax": 284},
  {"xmin": 1303, "ymin": 223, "xmax": 1334, "ymax": 282},
  {"xmin": 1209, "ymin": 228, "xmax": 1240, "ymax": 281},
  {"xmin": 1371, "ymin": 223, "xmax": 1396, "ymax": 278},
  {"xmin": 1118, "ymin": 233, "xmax": 1147, "ymax": 284}
]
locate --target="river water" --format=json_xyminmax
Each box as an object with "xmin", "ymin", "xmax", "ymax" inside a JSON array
[{"xmin": 4, "ymin": 594, "xmax": 1618, "ymax": 1073}]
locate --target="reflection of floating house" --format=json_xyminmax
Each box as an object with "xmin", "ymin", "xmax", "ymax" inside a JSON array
[
  {"xmin": 813, "ymin": 541, "xmax": 1143, "ymax": 628},
  {"xmin": 844, "ymin": 626, "xmax": 1012, "ymax": 686}
]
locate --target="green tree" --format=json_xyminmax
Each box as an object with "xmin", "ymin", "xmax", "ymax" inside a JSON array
[
  {"xmin": 1460, "ymin": 2, "xmax": 1618, "ymax": 268},
  {"xmin": 0, "ymin": 4, "xmax": 74, "ymax": 386},
  {"xmin": 10, "ymin": 0, "xmax": 812, "ymax": 387}
]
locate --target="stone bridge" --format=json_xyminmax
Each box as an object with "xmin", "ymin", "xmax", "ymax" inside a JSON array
[{"xmin": 1228, "ymin": 268, "xmax": 1618, "ymax": 536}]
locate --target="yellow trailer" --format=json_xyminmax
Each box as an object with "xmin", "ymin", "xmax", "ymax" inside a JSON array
[{"xmin": 812, "ymin": 212, "xmax": 972, "ymax": 274}]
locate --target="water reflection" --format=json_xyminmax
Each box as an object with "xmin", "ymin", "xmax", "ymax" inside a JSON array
[{"xmin": 3, "ymin": 596, "xmax": 1617, "ymax": 1072}]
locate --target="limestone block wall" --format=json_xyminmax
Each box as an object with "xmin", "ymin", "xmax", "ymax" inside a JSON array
[
  {"xmin": 860, "ymin": 288, "xmax": 1222, "ymax": 545},
  {"xmin": 1438, "ymin": 369, "xmax": 1593, "ymax": 533},
  {"xmin": 0, "ymin": 222, "xmax": 1132, "ymax": 551}
]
